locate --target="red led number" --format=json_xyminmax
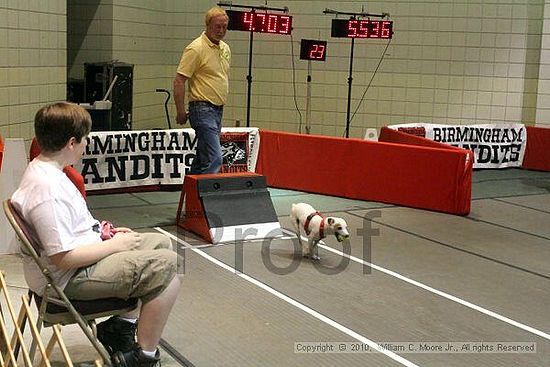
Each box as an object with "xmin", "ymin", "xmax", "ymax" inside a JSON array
[
  {"xmin": 348, "ymin": 20, "xmax": 358, "ymax": 37},
  {"xmin": 371, "ymin": 21, "xmax": 380, "ymax": 36},
  {"xmin": 280, "ymin": 16, "xmax": 290, "ymax": 34},
  {"xmin": 256, "ymin": 13, "xmax": 266, "ymax": 32},
  {"xmin": 359, "ymin": 20, "xmax": 369, "ymax": 37},
  {"xmin": 241, "ymin": 12, "xmax": 291, "ymax": 34},
  {"xmin": 309, "ymin": 44, "xmax": 325, "ymax": 59},
  {"xmin": 267, "ymin": 14, "xmax": 278, "ymax": 33},
  {"xmin": 243, "ymin": 12, "xmax": 253, "ymax": 31},
  {"xmin": 381, "ymin": 21, "xmax": 391, "ymax": 38},
  {"xmin": 228, "ymin": 10, "xmax": 293, "ymax": 35},
  {"xmin": 347, "ymin": 20, "xmax": 391, "ymax": 38}
]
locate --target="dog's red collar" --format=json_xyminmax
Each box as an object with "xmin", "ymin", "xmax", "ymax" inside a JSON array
[{"xmin": 304, "ymin": 211, "xmax": 325, "ymax": 239}]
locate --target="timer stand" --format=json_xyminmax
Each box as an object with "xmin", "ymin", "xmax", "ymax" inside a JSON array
[
  {"xmin": 219, "ymin": 3, "xmax": 292, "ymax": 127},
  {"xmin": 246, "ymin": 24, "xmax": 254, "ymax": 129},
  {"xmin": 345, "ymin": 36, "xmax": 355, "ymax": 138},
  {"xmin": 306, "ymin": 61, "xmax": 312, "ymax": 134},
  {"xmin": 299, "ymin": 39, "xmax": 328, "ymax": 134},
  {"xmin": 324, "ymin": 8, "xmax": 392, "ymax": 138}
]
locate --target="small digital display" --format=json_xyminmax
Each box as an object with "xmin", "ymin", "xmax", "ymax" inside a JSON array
[
  {"xmin": 300, "ymin": 39, "xmax": 327, "ymax": 61},
  {"xmin": 227, "ymin": 9, "xmax": 292, "ymax": 35},
  {"xmin": 331, "ymin": 19, "xmax": 393, "ymax": 39}
]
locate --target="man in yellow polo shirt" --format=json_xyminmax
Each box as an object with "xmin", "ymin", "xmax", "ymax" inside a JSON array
[{"xmin": 173, "ymin": 6, "xmax": 231, "ymax": 174}]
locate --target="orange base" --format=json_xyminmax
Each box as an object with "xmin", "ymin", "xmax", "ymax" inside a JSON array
[{"xmin": 176, "ymin": 172, "xmax": 262, "ymax": 243}]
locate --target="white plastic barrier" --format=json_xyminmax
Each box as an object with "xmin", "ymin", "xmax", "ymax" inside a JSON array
[
  {"xmin": 363, "ymin": 128, "xmax": 378, "ymax": 141},
  {"xmin": 0, "ymin": 138, "xmax": 27, "ymax": 254}
]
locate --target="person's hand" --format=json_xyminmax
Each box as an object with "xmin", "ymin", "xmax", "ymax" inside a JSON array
[
  {"xmin": 176, "ymin": 110, "xmax": 188, "ymax": 125},
  {"xmin": 110, "ymin": 231, "xmax": 142, "ymax": 251}
]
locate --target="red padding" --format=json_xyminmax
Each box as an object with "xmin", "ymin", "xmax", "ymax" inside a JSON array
[
  {"xmin": 0, "ymin": 135, "xmax": 3, "ymax": 172},
  {"xmin": 522, "ymin": 126, "xmax": 550, "ymax": 171},
  {"xmin": 178, "ymin": 174, "xmax": 211, "ymax": 242},
  {"xmin": 379, "ymin": 126, "xmax": 466, "ymax": 151},
  {"xmin": 63, "ymin": 166, "xmax": 87, "ymax": 199},
  {"xmin": 29, "ymin": 137, "xmax": 40, "ymax": 160},
  {"xmin": 256, "ymin": 130, "xmax": 472, "ymax": 215}
]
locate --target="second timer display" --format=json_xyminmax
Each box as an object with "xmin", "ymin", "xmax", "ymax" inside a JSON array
[{"xmin": 331, "ymin": 19, "xmax": 393, "ymax": 39}]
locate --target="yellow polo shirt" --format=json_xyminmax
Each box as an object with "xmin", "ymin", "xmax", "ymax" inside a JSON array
[{"xmin": 177, "ymin": 32, "xmax": 231, "ymax": 106}]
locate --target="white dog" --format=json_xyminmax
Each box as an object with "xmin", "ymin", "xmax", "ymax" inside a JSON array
[{"xmin": 290, "ymin": 203, "xmax": 350, "ymax": 260}]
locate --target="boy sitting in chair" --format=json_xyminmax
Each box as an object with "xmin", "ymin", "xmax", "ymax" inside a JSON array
[{"xmin": 11, "ymin": 102, "xmax": 181, "ymax": 367}]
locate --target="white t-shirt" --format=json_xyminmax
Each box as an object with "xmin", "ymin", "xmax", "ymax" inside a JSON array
[{"xmin": 11, "ymin": 159, "xmax": 101, "ymax": 295}]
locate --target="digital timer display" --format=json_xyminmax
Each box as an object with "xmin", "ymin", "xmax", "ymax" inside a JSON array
[
  {"xmin": 227, "ymin": 9, "xmax": 292, "ymax": 35},
  {"xmin": 300, "ymin": 39, "xmax": 327, "ymax": 61},
  {"xmin": 331, "ymin": 19, "xmax": 393, "ymax": 39}
]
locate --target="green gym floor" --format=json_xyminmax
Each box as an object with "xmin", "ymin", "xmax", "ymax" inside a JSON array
[{"xmin": 1, "ymin": 168, "xmax": 549, "ymax": 366}]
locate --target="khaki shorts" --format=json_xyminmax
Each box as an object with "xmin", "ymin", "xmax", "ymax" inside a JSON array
[{"xmin": 64, "ymin": 232, "xmax": 179, "ymax": 304}]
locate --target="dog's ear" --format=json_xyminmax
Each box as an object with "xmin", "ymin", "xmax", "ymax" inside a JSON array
[{"xmin": 327, "ymin": 217, "xmax": 335, "ymax": 225}]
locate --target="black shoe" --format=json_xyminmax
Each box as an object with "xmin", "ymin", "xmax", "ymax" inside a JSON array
[
  {"xmin": 97, "ymin": 316, "xmax": 137, "ymax": 355},
  {"xmin": 112, "ymin": 344, "xmax": 161, "ymax": 367}
]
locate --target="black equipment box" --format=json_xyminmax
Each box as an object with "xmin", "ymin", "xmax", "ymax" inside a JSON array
[{"xmin": 85, "ymin": 61, "xmax": 133, "ymax": 131}]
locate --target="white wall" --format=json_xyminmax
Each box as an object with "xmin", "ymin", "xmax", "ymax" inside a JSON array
[
  {"xmin": 171, "ymin": 1, "xmax": 549, "ymax": 137},
  {"xmin": 536, "ymin": 0, "xmax": 550, "ymax": 128},
  {"xmin": 1, "ymin": 0, "xmax": 67, "ymax": 140},
  {"xmin": 110, "ymin": 1, "xmax": 172, "ymax": 130},
  {"xmin": 67, "ymin": 0, "xmax": 113, "ymax": 79},
  {"xmin": 1, "ymin": 0, "xmax": 549, "ymax": 142},
  {"xmin": 213, "ymin": 0, "xmax": 546, "ymax": 137}
]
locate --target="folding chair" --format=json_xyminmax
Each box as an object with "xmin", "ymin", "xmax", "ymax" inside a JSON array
[
  {"xmin": 1, "ymin": 270, "xmax": 97, "ymax": 367},
  {"xmin": 3, "ymin": 199, "xmax": 138, "ymax": 366}
]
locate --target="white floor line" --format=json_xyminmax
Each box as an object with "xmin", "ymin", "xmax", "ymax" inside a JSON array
[
  {"xmin": 175, "ymin": 236, "xmax": 295, "ymax": 251},
  {"xmin": 155, "ymin": 227, "xmax": 420, "ymax": 367},
  {"xmin": 280, "ymin": 228, "xmax": 550, "ymax": 341}
]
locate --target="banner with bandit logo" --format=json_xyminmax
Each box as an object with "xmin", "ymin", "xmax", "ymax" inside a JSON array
[
  {"xmin": 388, "ymin": 123, "xmax": 527, "ymax": 169},
  {"xmin": 220, "ymin": 132, "xmax": 250, "ymax": 173},
  {"xmin": 74, "ymin": 128, "xmax": 260, "ymax": 191}
]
